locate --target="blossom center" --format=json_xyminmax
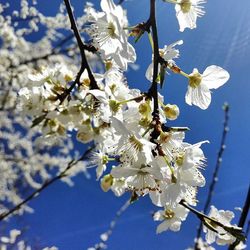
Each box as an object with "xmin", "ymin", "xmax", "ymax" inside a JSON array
[
  {"xmin": 189, "ymin": 72, "xmax": 202, "ymax": 88},
  {"xmin": 180, "ymin": 0, "xmax": 192, "ymax": 13},
  {"xmin": 164, "ymin": 209, "xmax": 175, "ymax": 220},
  {"xmin": 176, "ymin": 152, "xmax": 185, "ymax": 166},
  {"xmin": 107, "ymin": 22, "xmax": 117, "ymax": 38},
  {"xmin": 109, "ymin": 100, "xmax": 121, "ymax": 112}
]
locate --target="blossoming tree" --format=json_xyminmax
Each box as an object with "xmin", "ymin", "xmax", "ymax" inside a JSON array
[{"xmin": 0, "ymin": 0, "xmax": 249, "ymax": 249}]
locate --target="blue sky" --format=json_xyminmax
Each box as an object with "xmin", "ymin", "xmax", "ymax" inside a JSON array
[{"xmin": 7, "ymin": 0, "xmax": 250, "ymax": 249}]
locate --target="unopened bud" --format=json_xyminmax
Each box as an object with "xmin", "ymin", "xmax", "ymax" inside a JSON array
[
  {"xmin": 139, "ymin": 102, "xmax": 151, "ymax": 115},
  {"xmin": 64, "ymin": 74, "xmax": 73, "ymax": 82},
  {"xmin": 101, "ymin": 174, "xmax": 113, "ymax": 192},
  {"xmin": 76, "ymin": 130, "xmax": 93, "ymax": 143},
  {"xmin": 163, "ymin": 104, "xmax": 180, "ymax": 120}
]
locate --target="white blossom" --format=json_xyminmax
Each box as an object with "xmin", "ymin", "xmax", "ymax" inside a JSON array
[
  {"xmin": 154, "ymin": 204, "xmax": 189, "ymax": 233},
  {"xmin": 185, "ymin": 66, "xmax": 230, "ymax": 109},
  {"xmin": 203, "ymin": 206, "xmax": 237, "ymax": 245},
  {"xmin": 174, "ymin": 0, "xmax": 206, "ymax": 32}
]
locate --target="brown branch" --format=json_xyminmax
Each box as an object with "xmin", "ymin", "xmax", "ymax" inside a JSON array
[
  {"xmin": 8, "ymin": 34, "xmax": 75, "ymax": 70},
  {"xmin": 0, "ymin": 146, "xmax": 94, "ymax": 222},
  {"xmin": 180, "ymin": 200, "xmax": 245, "ymax": 243},
  {"xmin": 228, "ymin": 186, "xmax": 250, "ymax": 249},
  {"xmin": 90, "ymin": 199, "xmax": 130, "ymax": 250},
  {"xmin": 147, "ymin": 0, "xmax": 160, "ymax": 120},
  {"xmin": 194, "ymin": 104, "xmax": 230, "ymax": 249},
  {"xmin": 144, "ymin": 0, "xmax": 164, "ymax": 159},
  {"xmin": 60, "ymin": 0, "xmax": 98, "ymax": 104}
]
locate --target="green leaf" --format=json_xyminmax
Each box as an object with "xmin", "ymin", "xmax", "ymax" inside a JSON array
[
  {"xmin": 31, "ymin": 114, "xmax": 47, "ymax": 128},
  {"xmin": 160, "ymin": 64, "xmax": 166, "ymax": 88}
]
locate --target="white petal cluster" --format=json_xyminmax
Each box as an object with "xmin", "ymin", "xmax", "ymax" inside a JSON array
[
  {"xmin": 0, "ymin": 0, "xmax": 238, "ymax": 248},
  {"xmin": 154, "ymin": 204, "xmax": 189, "ymax": 233},
  {"xmin": 0, "ymin": 2, "xmax": 95, "ymax": 215},
  {"xmin": 203, "ymin": 206, "xmax": 237, "ymax": 245},
  {"xmin": 175, "ymin": 0, "xmax": 206, "ymax": 32},
  {"xmin": 17, "ymin": 62, "xmax": 209, "ymax": 229},
  {"xmin": 85, "ymin": 0, "xmax": 136, "ymax": 70},
  {"xmin": 146, "ymin": 40, "xmax": 183, "ymax": 82},
  {"xmin": 185, "ymin": 66, "xmax": 230, "ymax": 109}
]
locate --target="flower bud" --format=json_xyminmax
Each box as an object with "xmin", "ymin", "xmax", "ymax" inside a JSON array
[
  {"xmin": 76, "ymin": 130, "xmax": 93, "ymax": 143},
  {"xmin": 100, "ymin": 174, "xmax": 113, "ymax": 192},
  {"xmin": 139, "ymin": 102, "xmax": 151, "ymax": 115},
  {"xmin": 163, "ymin": 104, "xmax": 180, "ymax": 120}
]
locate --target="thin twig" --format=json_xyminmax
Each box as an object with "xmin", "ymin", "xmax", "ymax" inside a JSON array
[
  {"xmin": 90, "ymin": 199, "xmax": 130, "ymax": 250},
  {"xmin": 8, "ymin": 34, "xmax": 74, "ymax": 70},
  {"xmin": 148, "ymin": 0, "xmax": 160, "ymax": 120},
  {"xmin": 145, "ymin": 0, "xmax": 163, "ymax": 159},
  {"xmin": 194, "ymin": 104, "xmax": 230, "ymax": 249},
  {"xmin": 117, "ymin": 0, "xmax": 126, "ymax": 4},
  {"xmin": 228, "ymin": 186, "xmax": 250, "ymax": 249},
  {"xmin": 180, "ymin": 200, "xmax": 245, "ymax": 243},
  {"xmin": 61, "ymin": 0, "xmax": 98, "ymax": 104},
  {"xmin": 0, "ymin": 146, "xmax": 94, "ymax": 222}
]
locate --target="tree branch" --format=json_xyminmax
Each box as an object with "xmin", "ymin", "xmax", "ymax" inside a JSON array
[
  {"xmin": 228, "ymin": 186, "xmax": 250, "ymax": 249},
  {"xmin": 194, "ymin": 104, "xmax": 230, "ymax": 249},
  {"xmin": 61, "ymin": 0, "xmax": 98, "ymax": 104},
  {"xmin": 180, "ymin": 200, "xmax": 245, "ymax": 243},
  {"xmin": 90, "ymin": 199, "xmax": 130, "ymax": 250},
  {"xmin": 0, "ymin": 146, "xmax": 94, "ymax": 222},
  {"xmin": 147, "ymin": 0, "xmax": 160, "ymax": 120}
]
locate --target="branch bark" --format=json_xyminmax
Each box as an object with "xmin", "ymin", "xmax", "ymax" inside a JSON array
[
  {"xmin": 228, "ymin": 186, "xmax": 250, "ymax": 249},
  {"xmin": 148, "ymin": 0, "xmax": 160, "ymax": 120},
  {"xmin": 0, "ymin": 146, "xmax": 94, "ymax": 222},
  {"xmin": 60, "ymin": 0, "xmax": 99, "ymax": 104},
  {"xmin": 194, "ymin": 104, "xmax": 230, "ymax": 249}
]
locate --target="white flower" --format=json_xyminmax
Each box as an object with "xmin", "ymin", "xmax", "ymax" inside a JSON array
[
  {"xmin": 111, "ymin": 161, "xmax": 163, "ymax": 195},
  {"xmin": 87, "ymin": 151, "xmax": 109, "ymax": 180},
  {"xmin": 203, "ymin": 206, "xmax": 236, "ymax": 245},
  {"xmin": 153, "ymin": 203, "xmax": 189, "ymax": 233},
  {"xmin": 149, "ymin": 141, "xmax": 207, "ymax": 207},
  {"xmin": 146, "ymin": 40, "xmax": 183, "ymax": 82},
  {"xmin": 111, "ymin": 117, "xmax": 155, "ymax": 164},
  {"xmin": 0, "ymin": 229, "xmax": 21, "ymax": 244},
  {"xmin": 185, "ymin": 65, "xmax": 230, "ymax": 109},
  {"xmin": 86, "ymin": 0, "xmax": 136, "ymax": 70},
  {"xmin": 175, "ymin": 0, "xmax": 206, "ymax": 32}
]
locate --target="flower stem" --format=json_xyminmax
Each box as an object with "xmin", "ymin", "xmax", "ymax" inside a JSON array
[
  {"xmin": 179, "ymin": 70, "xmax": 190, "ymax": 78},
  {"xmin": 118, "ymin": 94, "xmax": 145, "ymax": 105}
]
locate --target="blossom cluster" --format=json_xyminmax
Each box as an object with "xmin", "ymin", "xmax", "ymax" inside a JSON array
[{"xmin": 0, "ymin": 0, "xmax": 245, "ymax": 249}]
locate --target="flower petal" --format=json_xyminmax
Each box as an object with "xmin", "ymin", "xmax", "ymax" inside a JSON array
[{"xmin": 202, "ymin": 65, "xmax": 230, "ymax": 89}]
